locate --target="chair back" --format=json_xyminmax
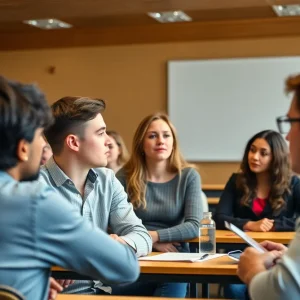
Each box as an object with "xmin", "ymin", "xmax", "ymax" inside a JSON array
[
  {"xmin": 201, "ymin": 191, "xmax": 209, "ymax": 213},
  {"xmin": 0, "ymin": 285, "xmax": 25, "ymax": 300}
]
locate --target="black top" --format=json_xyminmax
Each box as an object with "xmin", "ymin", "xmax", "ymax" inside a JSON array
[{"xmin": 213, "ymin": 173, "xmax": 300, "ymax": 231}]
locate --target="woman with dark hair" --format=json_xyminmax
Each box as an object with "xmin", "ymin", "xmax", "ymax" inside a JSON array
[
  {"xmin": 214, "ymin": 129, "xmax": 300, "ymax": 300},
  {"xmin": 214, "ymin": 129, "xmax": 300, "ymax": 232}
]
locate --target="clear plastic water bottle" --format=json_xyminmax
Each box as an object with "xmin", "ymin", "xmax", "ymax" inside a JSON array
[{"xmin": 199, "ymin": 212, "xmax": 216, "ymax": 254}]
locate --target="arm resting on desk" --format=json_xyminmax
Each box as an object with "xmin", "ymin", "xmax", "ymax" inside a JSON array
[
  {"xmin": 36, "ymin": 186, "xmax": 140, "ymax": 285},
  {"xmin": 109, "ymin": 174, "xmax": 152, "ymax": 257}
]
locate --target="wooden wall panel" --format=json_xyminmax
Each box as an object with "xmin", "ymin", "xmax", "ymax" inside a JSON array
[
  {"xmin": 0, "ymin": 35, "xmax": 299, "ymax": 183},
  {"xmin": 1, "ymin": 17, "xmax": 300, "ymax": 50}
]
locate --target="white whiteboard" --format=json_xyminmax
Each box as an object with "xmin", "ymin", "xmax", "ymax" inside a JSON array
[{"xmin": 168, "ymin": 57, "xmax": 299, "ymax": 161}]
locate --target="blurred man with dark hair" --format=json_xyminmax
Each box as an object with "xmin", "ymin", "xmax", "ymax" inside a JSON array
[{"xmin": 0, "ymin": 77, "xmax": 140, "ymax": 300}]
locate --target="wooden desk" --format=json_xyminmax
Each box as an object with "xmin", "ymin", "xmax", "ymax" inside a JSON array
[
  {"xmin": 207, "ymin": 197, "xmax": 219, "ymax": 205},
  {"xmin": 52, "ymin": 255, "xmax": 237, "ymax": 279},
  {"xmin": 57, "ymin": 296, "xmax": 222, "ymax": 300},
  {"xmin": 57, "ymin": 296, "xmax": 223, "ymax": 300},
  {"xmin": 202, "ymin": 184, "xmax": 224, "ymax": 198},
  {"xmin": 52, "ymin": 256, "xmax": 239, "ymax": 298},
  {"xmin": 202, "ymin": 184, "xmax": 224, "ymax": 190},
  {"xmin": 139, "ymin": 255, "xmax": 236, "ymax": 277},
  {"xmin": 187, "ymin": 230, "xmax": 295, "ymax": 246}
]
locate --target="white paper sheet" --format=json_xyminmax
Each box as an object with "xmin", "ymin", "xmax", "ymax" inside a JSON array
[{"xmin": 138, "ymin": 253, "xmax": 226, "ymax": 262}]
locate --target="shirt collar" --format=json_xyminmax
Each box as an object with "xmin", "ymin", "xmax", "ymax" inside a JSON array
[
  {"xmin": 87, "ymin": 168, "xmax": 98, "ymax": 184},
  {"xmin": 45, "ymin": 157, "xmax": 98, "ymax": 187},
  {"xmin": 45, "ymin": 157, "xmax": 69, "ymax": 187},
  {"xmin": 0, "ymin": 171, "xmax": 15, "ymax": 182}
]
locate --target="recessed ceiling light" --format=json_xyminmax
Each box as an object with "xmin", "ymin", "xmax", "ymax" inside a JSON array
[
  {"xmin": 148, "ymin": 11, "xmax": 192, "ymax": 23},
  {"xmin": 273, "ymin": 5, "xmax": 300, "ymax": 17},
  {"xmin": 23, "ymin": 18, "xmax": 72, "ymax": 30}
]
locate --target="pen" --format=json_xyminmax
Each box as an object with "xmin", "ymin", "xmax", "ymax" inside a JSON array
[{"xmin": 200, "ymin": 254, "xmax": 209, "ymax": 260}]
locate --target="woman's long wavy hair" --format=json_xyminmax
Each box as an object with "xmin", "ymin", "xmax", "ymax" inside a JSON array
[
  {"xmin": 123, "ymin": 113, "xmax": 193, "ymax": 209},
  {"xmin": 237, "ymin": 130, "xmax": 291, "ymax": 215}
]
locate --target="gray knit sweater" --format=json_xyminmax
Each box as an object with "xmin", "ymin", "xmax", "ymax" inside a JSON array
[{"xmin": 117, "ymin": 167, "xmax": 203, "ymax": 242}]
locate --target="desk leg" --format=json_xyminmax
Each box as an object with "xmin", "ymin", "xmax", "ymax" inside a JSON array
[
  {"xmin": 202, "ymin": 283, "xmax": 209, "ymax": 298},
  {"xmin": 189, "ymin": 283, "xmax": 197, "ymax": 298}
]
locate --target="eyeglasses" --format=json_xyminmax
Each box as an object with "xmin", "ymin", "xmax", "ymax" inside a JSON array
[{"xmin": 276, "ymin": 116, "xmax": 300, "ymax": 134}]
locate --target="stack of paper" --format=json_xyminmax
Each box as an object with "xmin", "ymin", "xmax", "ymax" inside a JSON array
[{"xmin": 138, "ymin": 253, "xmax": 226, "ymax": 262}]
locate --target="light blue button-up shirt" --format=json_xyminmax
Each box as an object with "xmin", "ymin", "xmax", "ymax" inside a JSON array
[
  {"xmin": 39, "ymin": 157, "xmax": 151, "ymax": 294},
  {"xmin": 0, "ymin": 171, "xmax": 140, "ymax": 300}
]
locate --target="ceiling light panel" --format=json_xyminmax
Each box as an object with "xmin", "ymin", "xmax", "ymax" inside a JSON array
[
  {"xmin": 23, "ymin": 19, "xmax": 72, "ymax": 30},
  {"xmin": 148, "ymin": 11, "xmax": 192, "ymax": 23},
  {"xmin": 273, "ymin": 5, "xmax": 300, "ymax": 17}
]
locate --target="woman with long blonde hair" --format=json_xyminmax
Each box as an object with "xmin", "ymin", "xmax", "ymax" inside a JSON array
[{"xmin": 113, "ymin": 112, "xmax": 206, "ymax": 298}]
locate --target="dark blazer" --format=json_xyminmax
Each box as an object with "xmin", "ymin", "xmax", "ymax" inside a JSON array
[{"xmin": 213, "ymin": 173, "xmax": 300, "ymax": 231}]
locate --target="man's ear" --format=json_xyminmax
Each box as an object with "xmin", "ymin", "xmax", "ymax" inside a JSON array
[
  {"xmin": 17, "ymin": 139, "xmax": 29, "ymax": 162},
  {"xmin": 65, "ymin": 134, "xmax": 80, "ymax": 152}
]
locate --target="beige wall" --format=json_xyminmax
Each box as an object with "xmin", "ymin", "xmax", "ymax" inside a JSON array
[{"xmin": 1, "ymin": 36, "xmax": 299, "ymax": 184}]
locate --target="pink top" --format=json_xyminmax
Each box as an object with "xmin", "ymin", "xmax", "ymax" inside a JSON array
[{"xmin": 252, "ymin": 197, "xmax": 267, "ymax": 215}]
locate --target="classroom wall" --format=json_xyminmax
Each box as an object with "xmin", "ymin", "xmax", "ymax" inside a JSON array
[{"xmin": 1, "ymin": 35, "xmax": 300, "ymax": 184}]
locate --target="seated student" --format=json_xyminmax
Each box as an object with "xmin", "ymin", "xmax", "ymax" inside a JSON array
[
  {"xmin": 214, "ymin": 129, "xmax": 300, "ymax": 232},
  {"xmin": 214, "ymin": 129, "xmax": 300, "ymax": 299},
  {"xmin": 106, "ymin": 130, "xmax": 129, "ymax": 174},
  {"xmin": 40, "ymin": 138, "xmax": 53, "ymax": 165},
  {"xmin": 39, "ymin": 96, "xmax": 152, "ymax": 295},
  {"xmin": 113, "ymin": 113, "xmax": 205, "ymax": 298},
  {"xmin": 237, "ymin": 73, "xmax": 300, "ymax": 300},
  {"xmin": 0, "ymin": 77, "xmax": 139, "ymax": 300}
]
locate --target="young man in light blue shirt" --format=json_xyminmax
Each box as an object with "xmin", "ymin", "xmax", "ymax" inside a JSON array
[
  {"xmin": 0, "ymin": 77, "xmax": 140, "ymax": 300},
  {"xmin": 39, "ymin": 96, "xmax": 152, "ymax": 295}
]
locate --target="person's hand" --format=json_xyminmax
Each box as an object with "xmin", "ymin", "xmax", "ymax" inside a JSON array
[
  {"xmin": 48, "ymin": 278, "xmax": 63, "ymax": 300},
  {"xmin": 260, "ymin": 240, "xmax": 288, "ymax": 253},
  {"xmin": 110, "ymin": 234, "xmax": 127, "ymax": 245},
  {"xmin": 237, "ymin": 247, "xmax": 282, "ymax": 285},
  {"xmin": 148, "ymin": 231, "xmax": 159, "ymax": 243},
  {"xmin": 110, "ymin": 234, "xmax": 137, "ymax": 252},
  {"xmin": 152, "ymin": 242, "xmax": 180, "ymax": 252},
  {"xmin": 55, "ymin": 279, "xmax": 75, "ymax": 289},
  {"xmin": 244, "ymin": 218, "xmax": 274, "ymax": 232}
]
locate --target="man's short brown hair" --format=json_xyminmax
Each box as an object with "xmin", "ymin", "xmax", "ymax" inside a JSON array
[
  {"xmin": 286, "ymin": 74, "xmax": 300, "ymax": 112},
  {"xmin": 44, "ymin": 96, "xmax": 105, "ymax": 155}
]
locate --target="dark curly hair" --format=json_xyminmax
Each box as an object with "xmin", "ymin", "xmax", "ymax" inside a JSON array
[
  {"xmin": 237, "ymin": 130, "xmax": 291, "ymax": 215},
  {"xmin": 0, "ymin": 76, "xmax": 53, "ymax": 170}
]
